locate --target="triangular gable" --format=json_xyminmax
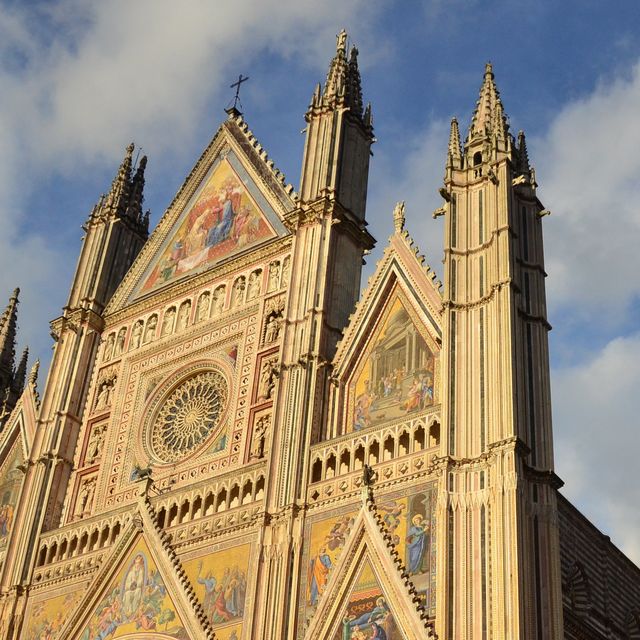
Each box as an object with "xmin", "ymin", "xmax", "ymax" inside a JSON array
[
  {"xmin": 108, "ymin": 114, "xmax": 296, "ymax": 312},
  {"xmin": 0, "ymin": 380, "xmax": 40, "ymax": 460},
  {"xmin": 333, "ymin": 221, "xmax": 443, "ymax": 434},
  {"xmin": 304, "ymin": 496, "xmax": 435, "ymax": 639},
  {"xmin": 59, "ymin": 498, "xmax": 214, "ymax": 640},
  {"xmin": 334, "ymin": 220, "xmax": 442, "ymax": 381}
]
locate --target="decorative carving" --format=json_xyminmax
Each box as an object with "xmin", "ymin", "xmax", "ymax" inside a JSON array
[
  {"xmin": 250, "ymin": 413, "xmax": 271, "ymax": 460},
  {"xmin": 149, "ymin": 370, "xmax": 228, "ymax": 463},
  {"xmin": 85, "ymin": 423, "xmax": 108, "ymax": 464},
  {"xmin": 178, "ymin": 300, "xmax": 192, "ymax": 330},
  {"xmin": 103, "ymin": 333, "xmax": 115, "ymax": 362},
  {"xmin": 257, "ymin": 357, "xmax": 279, "ymax": 401},
  {"xmin": 267, "ymin": 261, "xmax": 280, "ymax": 292},
  {"xmin": 75, "ymin": 477, "xmax": 96, "ymax": 518},
  {"xmin": 143, "ymin": 314, "xmax": 157, "ymax": 344},
  {"xmin": 247, "ymin": 269, "xmax": 262, "ymax": 300},
  {"xmin": 196, "ymin": 291, "xmax": 211, "ymax": 322},
  {"xmin": 130, "ymin": 320, "xmax": 143, "ymax": 350},
  {"xmin": 231, "ymin": 276, "xmax": 246, "ymax": 308},
  {"xmin": 161, "ymin": 306, "xmax": 176, "ymax": 336},
  {"xmin": 114, "ymin": 326, "xmax": 127, "ymax": 356}
]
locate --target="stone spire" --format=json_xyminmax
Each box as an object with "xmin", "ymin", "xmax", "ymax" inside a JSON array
[
  {"xmin": 0, "ymin": 288, "xmax": 19, "ymax": 387},
  {"xmin": 468, "ymin": 62, "xmax": 509, "ymax": 145},
  {"xmin": 447, "ymin": 117, "xmax": 462, "ymax": 169},
  {"xmin": 126, "ymin": 154, "xmax": 150, "ymax": 232},
  {"xmin": 88, "ymin": 144, "xmax": 149, "ymax": 233},
  {"xmin": 516, "ymin": 129, "xmax": 531, "ymax": 174},
  {"xmin": 13, "ymin": 347, "xmax": 28, "ymax": 396},
  {"xmin": 313, "ymin": 29, "xmax": 364, "ymax": 118}
]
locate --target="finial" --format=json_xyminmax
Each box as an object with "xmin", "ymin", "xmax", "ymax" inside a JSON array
[
  {"xmin": 336, "ymin": 28, "xmax": 348, "ymax": 53},
  {"xmin": 125, "ymin": 142, "xmax": 135, "ymax": 156},
  {"xmin": 484, "ymin": 61, "xmax": 493, "ymax": 77},
  {"xmin": 393, "ymin": 201, "xmax": 405, "ymax": 234},
  {"xmin": 28, "ymin": 359, "xmax": 39, "ymax": 386}
]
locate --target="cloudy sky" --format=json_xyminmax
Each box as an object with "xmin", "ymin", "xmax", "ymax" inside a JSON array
[{"xmin": 1, "ymin": 1, "xmax": 639, "ymax": 563}]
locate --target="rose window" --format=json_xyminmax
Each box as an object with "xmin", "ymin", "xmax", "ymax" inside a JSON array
[{"xmin": 150, "ymin": 370, "xmax": 228, "ymax": 463}]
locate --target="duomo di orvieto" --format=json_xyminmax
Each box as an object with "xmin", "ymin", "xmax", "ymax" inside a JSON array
[{"xmin": 0, "ymin": 29, "xmax": 638, "ymax": 640}]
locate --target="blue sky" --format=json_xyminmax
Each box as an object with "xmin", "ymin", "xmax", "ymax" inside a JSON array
[{"xmin": 1, "ymin": 1, "xmax": 639, "ymax": 562}]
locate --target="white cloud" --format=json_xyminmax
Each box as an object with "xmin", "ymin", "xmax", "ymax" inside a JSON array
[
  {"xmin": 553, "ymin": 333, "xmax": 640, "ymax": 565},
  {"xmin": 532, "ymin": 62, "xmax": 640, "ymax": 323},
  {"xmin": 0, "ymin": 0, "xmax": 379, "ymax": 358}
]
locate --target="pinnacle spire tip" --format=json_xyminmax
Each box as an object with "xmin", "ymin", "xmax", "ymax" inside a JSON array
[{"xmin": 393, "ymin": 201, "xmax": 405, "ymax": 234}]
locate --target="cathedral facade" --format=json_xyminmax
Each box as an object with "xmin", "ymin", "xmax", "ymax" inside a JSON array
[{"xmin": 0, "ymin": 31, "xmax": 638, "ymax": 640}]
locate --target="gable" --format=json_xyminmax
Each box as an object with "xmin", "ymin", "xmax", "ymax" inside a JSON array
[
  {"xmin": 79, "ymin": 535, "xmax": 188, "ymax": 639},
  {"xmin": 0, "ymin": 435, "xmax": 24, "ymax": 548},
  {"xmin": 346, "ymin": 286, "xmax": 440, "ymax": 434},
  {"xmin": 133, "ymin": 148, "xmax": 285, "ymax": 300}
]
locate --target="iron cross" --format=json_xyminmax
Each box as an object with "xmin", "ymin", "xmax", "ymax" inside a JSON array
[{"xmin": 230, "ymin": 74, "xmax": 250, "ymax": 112}]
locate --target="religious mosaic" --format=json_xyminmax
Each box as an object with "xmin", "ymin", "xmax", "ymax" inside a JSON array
[
  {"xmin": 334, "ymin": 560, "xmax": 400, "ymax": 640},
  {"xmin": 183, "ymin": 543, "xmax": 250, "ymax": 636},
  {"xmin": 80, "ymin": 538, "xmax": 188, "ymax": 639},
  {"xmin": 351, "ymin": 297, "xmax": 436, "ymax": 433},
  {"xmin": 301, "ymin": 484, "xmax": 436, "ymax": 627},
  {"xmin": 0, "ymin": 438, "xmax": 23, "ymax": 545},
  {"xmin": 23, "ymin": 591, "xmax": 82, "ymax": 640},
  {"xmin": 139, "ymin": 153, "xmax": 275, "ymax": 294}
]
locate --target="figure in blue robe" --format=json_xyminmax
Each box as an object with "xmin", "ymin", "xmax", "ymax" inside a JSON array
[
  {"xmin": 206, "ymin": 197, "xmax": 236, "ymax": 247},
  {"xmin": 348, "ymin": 597, "xmax": 389, "ymax": 629},
  {"xmin": 406, "ymin": 514, "xmax": 427, "ymax": 574}
]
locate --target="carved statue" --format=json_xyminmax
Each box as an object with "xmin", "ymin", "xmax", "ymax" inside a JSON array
[
  {"xmin": 130, "ymin": 320, "xmax": 143, "ymax": 350},
  {"xmin": 114, "ymin": 326, "xmax": 127, "ymax": 356},
  {"xmin": 178, "ymin": 301, "xmax": 191, "ymax": 330},
  {"xmin": 212, "ymin": 286, "xmax": 226, "ymax": 316},
  {"xmin": 258, "ymin": 358, "xmax": 278, "ymax": 401},
  {"xmin": 76, "ymin": 478, "xmax": 96, "ymax": 518},
  {"xmin": 362, "ymin": 464, "xmax": 376, "ymax": 487},
  {"xmin": 231, "ymin": 277, "xmax": 245, "ymax": 308},
  {"xmin": 264, "ymin": 314, "xmax": 281, "ymax": 343},
  {"xmin": 86, "ymin": 424, "xmax": 107, "ymax": 464},
  {"xmin": 161, "ymin": 307, "xmax": 176, "ymax": 336},
  {"xmin": 250, "ymin": 414, "xmax": 271, "ymax": 460},
  {"xmin": 95, "ymin": 380, "xmax": 111, "ymax": 411},
  {"xmin": 196, "ymin": 292, "xmax": 210, "ymax": 322},
  {"xmin": 281, "ymin": 256, "xmax": 291, "ymax": 287},
  {"xmin": 103, "ymin": 333, "xmax": 115, "ymax": 362},
  {"xmin": 143, "ymin": 315, "xmax": 157, "ymax": 344},
  {"xmin": 267, "ymin": 261, "xmax": 280, "ymax": 292},
  {"xmin": 247, "ymin": 270, "xmax": 262, "ymax": 300}
]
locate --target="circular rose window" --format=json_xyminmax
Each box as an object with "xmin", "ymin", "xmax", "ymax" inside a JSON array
[{"xmin": 149, "ymin": 370, "xmax": 228, "ymax": 463}]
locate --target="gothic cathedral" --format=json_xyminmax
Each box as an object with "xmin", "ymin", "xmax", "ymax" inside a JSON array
[{"xmin": 0, "ymin": 30, "xmax": 638, "ymax": 640}]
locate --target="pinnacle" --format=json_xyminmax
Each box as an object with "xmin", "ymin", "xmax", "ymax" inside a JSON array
[
  {"xmin": 448, "ymin": 117, "xmax": 462, "ymax": 168},
  {"xmin": 316, "ymin": 28, "xmax": 365, "ymax": 118},
  {"xmin": 468, "ymin": 62, "xmax": 509, "ymax": 144}
]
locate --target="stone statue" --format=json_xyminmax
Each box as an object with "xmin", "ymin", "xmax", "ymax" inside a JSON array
[
  {"xmin": 114, "ymin": 326, "xmax": 127, "ymax": 356},
  {"xmin": 212, "ymin": 286, "xmax": 226, "ymax": 316},
  {"xmin": 161, "ymin": 307, "xmax": 176, "ymax": 336},
  {"xmin": 178, "ymin": 301, "xmax": 191, "ymax": 330},
  {"xmin": 267, "ymin": 261, "xmax": 280, "ymax": 292},
  {"xmin": 247, "ymin": 270, "xmax": 262, "ymax": 300},
  {"xmin": 95, "ymin": 381, "xmax": 111, "ymax": 410},
  {"xmin": 130, "ymin": 321, "xmax": 143, "ymax": 350},
  {"xmin": 264, "ymin": 314, "xmax": 281, "ymax": 343},
  {"xmin": 258, "ymin": 359, "xmax": 278, "ymax": 401},
  {"xmin": 86, "ymin": 424, "xmax": 107, "ymax": 464},
  {"xmin": 250, "ymin": 414, "xmax": 271, "ymax": 460},
  {"xmin": 281, "ymin": 256, "xmax": 291, "ymax": 287},
  {"xmin": 143, "ymin": 315, "xmax": 157, "ymax": 344},
  {"xmin": 76, "ymin": 478, "xmax": 96, "ymax": 518},
  {"xmin": 196, "ymin": 292, "xmax": 210, "ymax": 322},
  {"xmin": 231, "ymin": 278, "xmax": 245, "ymax": 308},
  {"xmin": 103, "ymin": 333, "xmax": 115, "ymax": 362}
]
